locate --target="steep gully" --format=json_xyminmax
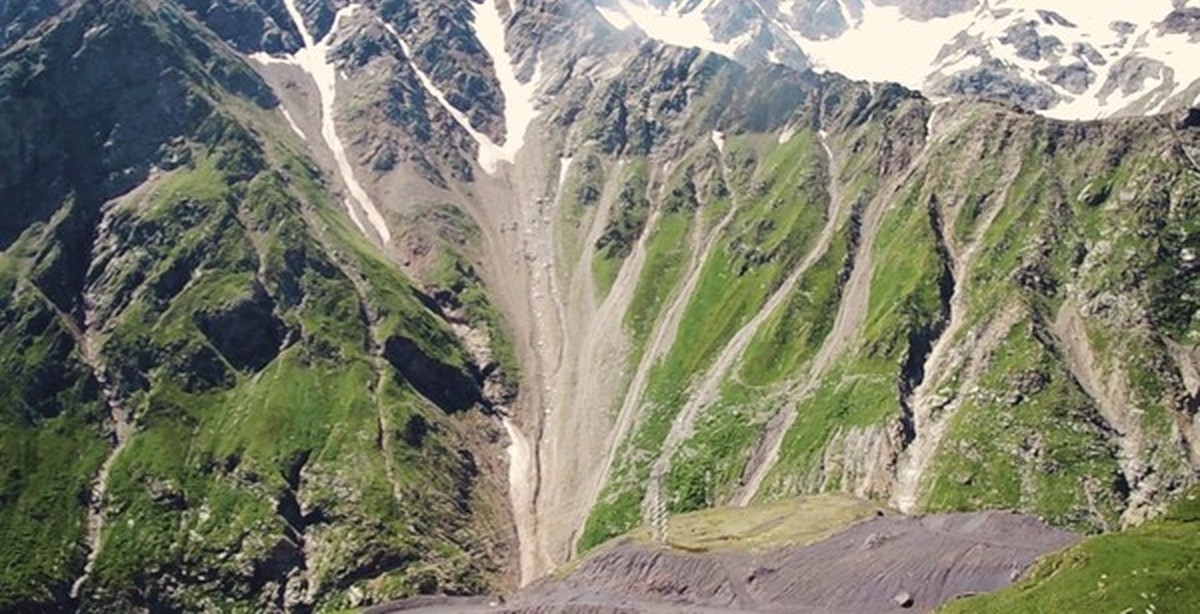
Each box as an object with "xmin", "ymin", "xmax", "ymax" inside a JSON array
[
  {"xmin": 890, "ymin": 122, "xmax": 1024, "ymax": 511},
  {"xmin": 252, "ymin": 1, "xmax": 391, "ymax": 244},
  {"xmin": 620, "ymin": 137, "xmax": 745, "ymax": 528},
  {"xmin": 26, "ymin": 202, "xmax": 140, "ymax": 600},
  {"xmin": 641, "ymin": 129, "xmax": 850, "ymax": 522},
  {"xmin": 1053, "ymin": 301, "xmax": 1151, "ymax": 524},
  {"xmin": 382, "ymin": 1, "xmax": 556, "ymax": 580},
  {"xmin": 732, "ymin": 123, "xmax": 919, "ymax": 505}
]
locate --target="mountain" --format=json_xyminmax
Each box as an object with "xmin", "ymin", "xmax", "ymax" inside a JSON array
[
  {"xmin": 0, "ymin": 1, "xmax": 513, "ymax": 610},
  {"xmin": 591, "ymin": 0, "xmax": 1200, "ymax": 120},
  {"xmin": 1, "ymin": 0, "xmax": 1198, "ymax": 611}
]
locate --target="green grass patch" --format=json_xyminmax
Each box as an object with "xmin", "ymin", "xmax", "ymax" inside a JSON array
[{"xmin": 941, "ymin": 488, "xmax": 1200, "ymax": 614}]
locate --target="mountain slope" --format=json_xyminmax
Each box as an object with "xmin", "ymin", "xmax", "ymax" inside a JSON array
[
  {"xmin": 0, "ymin": 1, "xmax": 511, "ymax": 610},
  {"xmin": 941, "ymin": 486, "xmax": 1200, "ymax": 613},
  {"xmin": 1, "ymin": 0, "xmax": 1198, "ymax": 608},
  {"xmin": 203, "ymin": 0, "xmax": 1198, "ymax": 582}
]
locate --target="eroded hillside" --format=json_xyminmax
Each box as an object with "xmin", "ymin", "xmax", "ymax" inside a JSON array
[{"xmin": 1, "ymin": 0, "xmax": 1198, "ymax": 610}]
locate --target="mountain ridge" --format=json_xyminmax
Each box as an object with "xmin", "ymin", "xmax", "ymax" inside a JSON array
[{"xmin": 591, "ymin": 0, "xmax": 1200, "ymax": 120}]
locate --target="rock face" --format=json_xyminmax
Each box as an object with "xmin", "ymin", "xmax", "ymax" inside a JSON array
[{"xmin": 174, "ymin": 0, "xmax": 304, "ymax": 54}]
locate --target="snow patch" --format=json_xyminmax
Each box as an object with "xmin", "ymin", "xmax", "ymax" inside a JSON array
[
  {"xmin": 778, "ymin": 124, "xmax": 796, "ymax": 144},
  {"xmin": 502, "ymin": 417, "xmax": 538, "ymax": 585},
  {"xmin": 595, "ymin": 5, "xmax": 634, "ymax": 30},
  {"xmin": 797, "ymin": 3, "xmax": 974, "ymax": 89},
  {"xmin": 596, "ymin": 0, "xmax": 747, "ymax": 58},
  {"xmin": 835, "ymin": 0, "xmax": 856, "ymax": 27},
  {"xmin": 710, "ymin": 130, "xmax": 725, "ymax": 153},
  {"xmin": 344, "ymin": 199, "xmax": 368, "ymax": 234},
  {"xmin": 261, "ymin": 2, "xmax": 393, "ymax": 243},
  {"xmin": 472, "ymin": 0, "xmax": 543, "ymax": 173},
  {"xmin": 557, "ymin": 156, "xmax": 573, "ymax": 194},
  {"xmin": 281, "ymin": 107, "xmax": 307, "ymax": 141}
]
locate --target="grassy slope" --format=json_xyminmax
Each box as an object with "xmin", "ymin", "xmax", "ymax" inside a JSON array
[
  {"xmin": 583, "ymin": 95, "xmax": 1197, "ymax": 556},
  {"xmin": 580, "ymin": 131, "xmax": 832, "ymax": 549},
  {"xmin": 0, "ymin": 3, "xmax": 498, "ymax": 610},
  {"xmin": 924, "ymin": 111, "xmax": 1197, "ymax": 527},
  {"xmin": 82, "ymin": 116, "xmax": 490, "ymax": 610},
  {"xmin": 941, "ymin": 487, "xmax": 1200, "ymax": 614}
]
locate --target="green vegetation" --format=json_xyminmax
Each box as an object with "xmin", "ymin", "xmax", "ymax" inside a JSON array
[
  {"xmin": 0, "ymin": 3, "xmax": 498, "ymax": 608},
  {"xmin": 74, "ymin": 126, "xmax": 490, "ymax": 610},
  {"xmin": 628, "ymin": 493, "xmax": 883, "ymax": 553},
  {"xmin": 593, "ymin": 159, "xmax": 651, "ymax": 297},
  {"xmin": 428, "ymin": 246, "xmax": 520, "ymax": 383},
  {"xmin": 923, "ymin": 321, "xmax": 1123, "ymax": 528},
  {"xmin": 941, "ymin": 488, "xmax": 1200, "ymax": 614},
  {"xmin": 754, "ymin": 172, "xmax": 946, "ymax": 500},
  {"xmin": 581, "ymin": 131, "xmax": 833, "ymax": 550}
]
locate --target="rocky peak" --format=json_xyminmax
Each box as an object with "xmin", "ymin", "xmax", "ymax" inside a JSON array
[{"xmin": 588, "ymin": 0, "xmax": 1200, "ymax": 120}]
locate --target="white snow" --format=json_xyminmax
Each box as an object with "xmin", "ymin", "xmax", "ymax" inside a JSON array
[
  {"xmin": 777, "ymin": 0, "xmax": 797, "ymax": 20},
  {"xmin": 710, "ymin": 130, "xmax": 725, "ymax": 153},
  {"xmin": 258, "ymin": 1, "xmax": 392, "ymax": 243},
  {"xmin": 595, "ymin": 4, "xmax": 634, "ymax": 30},
  {"xmin": 472, "ymin": 0, "xmax": 543, "ymax": 173},
  {"xmin": 1022, "ymin": 0, "xmax": 1174, "ymax": 35},
  {"xmin": 1140, "ymin": 29, "xmax": 1200, "ymax": 114},
  {"xmin": 597, "ymin": 0, "xmax": 747, "ymax": 58},
  {"xmin": 344, "ymin": 199, "xmax": 368, "ymax": 234},
  {"xmin": 835, "ymin": 0, "xmax": 856, "ymax": 27},
  {"xmin": 280, "ymin": 107, "xmax": 307, "ymax": 141},
  {"xmin": 797, "ymin": 3, "xmax": 974, "ymax": 89},
  {"xmin": 595, "ymin": 0, "xmax": 1196, "ymax": 122},
  {"xmin": 502, "ymin": 416, "xmax": 538, "ymax": 584},
  {"xmin": 778, "ymin": 124, "xmax": 796, "ymax": 144},
  {"xmin": 557, "ymin": 156, "xmax": 573, "ymax": 193}
]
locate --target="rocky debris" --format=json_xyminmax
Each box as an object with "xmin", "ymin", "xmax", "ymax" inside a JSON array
[
  {"xmin": 1178, "ymin": 107, "xmax": 1200, "ymax": 130},
  {"xmin": 1036, "ymin": 10, "xmax": 1075, "ymax": 28},
  {"xmin": 1097, "ymin": 56, "xmax": 1168, "ymax": 101},
  {"xmin": 1040, "ymin": 63, "xmax": 1094, "ymax": 96},
  {"xmin": 386, "ymin": 511, "xmax": 1076, "ymax": 613},
  {"xmin": 0, "ymin": 0, "xmax": 69, "ymax": 50},
  {"xmin": 937, "ymin": 60, "xmax": 1061, "ymax": 111},
  {"xmin": 875, "ymin": 0, "xmax": 980, "ymax": 21},
  {"xmin": 1073, "ymin": 42, "xmax": 1105, "ymax": 67},
  {"xmin": 1000, "ymin": 20, "xmax": 1063, "ymax": 63}
]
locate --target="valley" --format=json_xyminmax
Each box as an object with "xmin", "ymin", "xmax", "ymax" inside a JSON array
[{"xmin": 0, "ymin": 0, "xmax": 1197, "ymax": 611}]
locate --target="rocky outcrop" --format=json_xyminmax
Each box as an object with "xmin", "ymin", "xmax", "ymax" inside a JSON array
[
  {"xmin": 195, "ymin": 284, "xmax": 287, "ymax": 372},
  {"xmin": 384, "ymin": 334, "xmax": 482, "ymax": 413},
  {"xmin": 175, "ymin": 0, "xmax": 304, "ymax": 54}
]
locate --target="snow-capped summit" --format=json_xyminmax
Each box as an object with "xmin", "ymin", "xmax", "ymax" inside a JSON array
[{"xmin": 592, "ymin": 0, "xmax": 1200, "ymax": 119}]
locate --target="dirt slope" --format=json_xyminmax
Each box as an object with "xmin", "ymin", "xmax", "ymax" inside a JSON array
[{"xmin": 379, "ymin": 509, "xmax": 1077, "ymax": 614}]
